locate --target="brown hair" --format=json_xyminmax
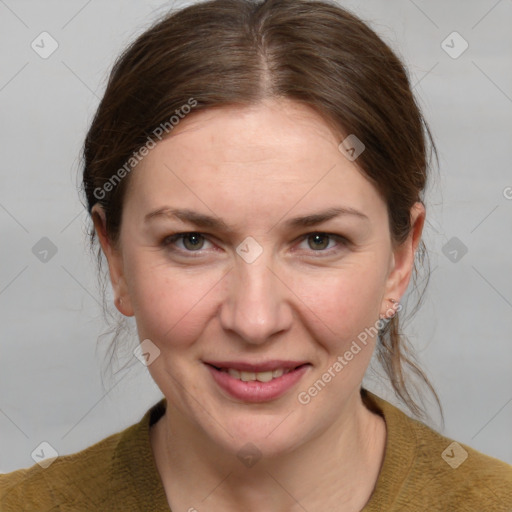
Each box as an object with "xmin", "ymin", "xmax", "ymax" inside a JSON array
[{"xmin": 82, "ymin": 0, "xmax": 441, "ymax": 420}]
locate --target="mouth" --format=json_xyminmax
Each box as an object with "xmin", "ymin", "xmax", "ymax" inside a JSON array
[
  {"xmin": 205, "ymin": 363, "xmax": 309, "ymax": 382},
  {"xmin": 204, "ymin": 361, "xmax": 311, "ymax": 402}
]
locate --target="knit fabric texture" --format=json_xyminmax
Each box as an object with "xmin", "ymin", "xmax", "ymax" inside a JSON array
[{"xmin": 1, "ymin": 389, "xmax": 511, "ymax": 511}]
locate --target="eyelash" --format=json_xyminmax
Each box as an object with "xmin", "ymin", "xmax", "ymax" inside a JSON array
[{"xmin": 161, "ymin": 231, "xmax": 349, "ymax": 257}]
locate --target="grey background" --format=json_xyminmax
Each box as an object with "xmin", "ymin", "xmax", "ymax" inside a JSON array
[{"xmin": 1, "ymin": 0, "xmax": 511, "ymax": 473}]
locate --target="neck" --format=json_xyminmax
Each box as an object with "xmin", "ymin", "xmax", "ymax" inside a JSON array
[{"xmin": 150, "ymin": 389, "xmax": 386, "ymax": 512}]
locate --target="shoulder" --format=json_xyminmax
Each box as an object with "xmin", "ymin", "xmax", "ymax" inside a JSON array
[
  {"xmin": 0, "ymin": 427, "xmax": 124, "ymax": 511},
  {"xmin": 0, "ymin": 399, "xmax": 168, "ymax": 512},
  {"xmin": 363, "ymin": 389, "xmax": 512, "ymax": 511},
  {"xmin": 411, "ymin": 415, "xmax": 512, "ymax": 507}
]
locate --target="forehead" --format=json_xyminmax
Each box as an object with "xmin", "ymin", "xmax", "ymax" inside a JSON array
[
  {"xmin": 140, "ymin": 100, "xmax": 342, "ymax": 174},
  {"xmin": 124, "ymin": 99, "xmax": 385, "ymax": 223}
]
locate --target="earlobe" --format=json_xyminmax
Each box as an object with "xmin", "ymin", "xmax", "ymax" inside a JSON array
[
  {"xmin": 380, "ymin": 297, "xmax": 401, "ymax": 320},
  {"xmin": 91, "ymin": 204, "xmax": 134, "ymax": 317}
]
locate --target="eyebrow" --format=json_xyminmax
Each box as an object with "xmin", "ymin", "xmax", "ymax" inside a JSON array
[{"xmin": 144, "ymin": 206, "xmax": 369, "ymax": 231}]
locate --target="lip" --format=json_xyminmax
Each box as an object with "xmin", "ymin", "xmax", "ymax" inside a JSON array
[
  {"xmin": 205, "ymin": 362, "xmax": 311, "ymax": 403},
  {"xmin": 203, "ymin": 360, "xmax": 308, "ymax": 372}
]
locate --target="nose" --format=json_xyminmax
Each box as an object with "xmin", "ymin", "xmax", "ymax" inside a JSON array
[{"xmin": 219, "ymin": 249, "xmax": 293, "ymax": 345}]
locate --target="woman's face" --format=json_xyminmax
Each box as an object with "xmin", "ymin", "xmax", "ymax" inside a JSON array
[{"xmin": 96, "ymin": 98, "xmax": 423, "ymax": 457}]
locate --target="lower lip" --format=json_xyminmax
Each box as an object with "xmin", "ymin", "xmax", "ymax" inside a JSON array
[{"xmin": 206, "ymin": 364, "xmax": 310, "ymax": 403}]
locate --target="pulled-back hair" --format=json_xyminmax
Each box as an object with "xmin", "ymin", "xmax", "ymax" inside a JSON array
[{"xmin": 82, "ymin": 0, "xmax": 441, "ymax": 420}]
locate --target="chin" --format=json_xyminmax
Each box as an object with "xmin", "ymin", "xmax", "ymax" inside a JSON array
[{"xmin": 205, "ymin": 411, "xmax": 308, "ymax": 461}]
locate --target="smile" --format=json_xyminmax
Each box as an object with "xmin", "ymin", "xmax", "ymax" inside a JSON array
[
  {"xmin": 218, "ymin": 367, "xmax": 295, "ymax": 382},
  {"xmin": 205, "ymin": 362, "xmax": 311, "ymax": 402}
]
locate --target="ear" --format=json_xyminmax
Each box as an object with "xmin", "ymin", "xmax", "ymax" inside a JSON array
[
  {"xmin": 91, "ymin": 204, "xmax": 134, "ymax": 317},
  {"xmin": 380, "ymin": 201, "xmax": 425, "ymax": 318}
]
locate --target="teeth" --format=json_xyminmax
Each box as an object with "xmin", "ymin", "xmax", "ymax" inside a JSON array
[
  {"xmin": 240, "ymin": 371, "xmax": 255, "ymax": 382},
  {"xmin": 272, "ymin": 368, "xmax": 284, "ymax": 378},
  {"xmin": 224, "ymin": 367, "xmax": 291, "ymax": 382},
  {"xmin": 252, "ymin": 371, "xmax": 273, "ymax": 382},
  {"xmin": 227, "ymin": 368, "xmax": 241, "ymax": 379}
]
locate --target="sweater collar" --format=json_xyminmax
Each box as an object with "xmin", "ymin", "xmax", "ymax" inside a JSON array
[
  {"xmin": 360, "ymin": 388, "xmax": 418, "ymax": 510},
  {"xmin": 113, "ymin": 389, "xmax": 416, "ymax": 511},
  {"xmin": 112, "ymin": 398, "xmax": 171, "ymax": 511}
]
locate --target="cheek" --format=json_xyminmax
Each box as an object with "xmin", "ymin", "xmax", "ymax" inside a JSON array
[
  {"xmin": 125, "ymin": 247, "xmax": 388, "ymax": 354},
  {"xmin": 126, "ymin": 259, "xmax": 225, "ymax": 347},
  {"xmin": 289, "ymin": 261, "xmax": 386, "ymax": 340}
]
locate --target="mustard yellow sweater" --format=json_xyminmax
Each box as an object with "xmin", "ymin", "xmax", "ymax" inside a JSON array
[{"xmin": 1, "ymin": 389, "xmax": 511, "ymax": 511}]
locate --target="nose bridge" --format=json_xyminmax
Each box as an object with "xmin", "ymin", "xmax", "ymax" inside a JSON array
[{"xmin": 220, "ymin": 243, "xmax": 291, "ymax": 343}]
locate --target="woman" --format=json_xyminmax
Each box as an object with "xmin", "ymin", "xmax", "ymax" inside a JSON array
[{"xmin": 1, "ymin": 0, "xmax": 511, "ymax": 510}]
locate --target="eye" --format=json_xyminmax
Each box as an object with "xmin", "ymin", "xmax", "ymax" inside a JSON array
[
  {"xmin": 162, "ymin": 232, "xmax": 214, "ymax": 253},
  {"xmin": 161, "ymin": 231, "xmax": 348, "ymax": 256},
  {"xmin": 297, "ymin": 232, "xmax": 348, "ymax": 254}
]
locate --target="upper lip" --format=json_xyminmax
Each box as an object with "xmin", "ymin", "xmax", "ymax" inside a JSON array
[{"xmin": 204, "ymin": 360, "xmax": 310, "ymax": 372}]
